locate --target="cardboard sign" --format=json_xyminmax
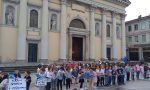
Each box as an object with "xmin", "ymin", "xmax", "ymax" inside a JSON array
[
  {"xmin": 8, "ymin": 78, "xmax": 26, "ymax": 90},
  {"xmin": 36, "ymin": 77, "xmax": 47, "ymax": 86}
]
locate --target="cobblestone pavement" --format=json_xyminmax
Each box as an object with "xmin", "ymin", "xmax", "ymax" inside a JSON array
[
  {"xmin": 30, "ymin": 80, "xmax": 150, "ymax": 90},
  {"xmin": 28, "ymin": 73, "xmax": 150, "ymax": 90}
]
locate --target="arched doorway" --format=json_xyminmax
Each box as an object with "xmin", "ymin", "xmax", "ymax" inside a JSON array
[
  {"xmin": 69, "ymin": 19, "xmax": 86, "ymax": 29},
  {"xmin": 69, "ymin": 19, "xmax": 86, "ymax": 61}
]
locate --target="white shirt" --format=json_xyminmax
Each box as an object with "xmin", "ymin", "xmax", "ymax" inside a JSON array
[
  {"xmin": 1, "ymin": 79, "xmax": 8, "ymax": 88},
  {"xmin": 46, "ymin": 71, "xmax": 54, "ymax": 82},
  {"xmin": 96, "ymin": 69, "xmax": 100, "ymax": 76},
  {"xmin": 100, "ymin": 69, "xmax": 105, "ymax": 75}
]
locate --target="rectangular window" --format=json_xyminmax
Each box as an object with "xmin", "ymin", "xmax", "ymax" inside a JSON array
[
  {"xmin": 141, "ymin": 22, "xmax": 146, "ymax": 30},
  {"xmin": 128, "ymin": 36, "xmax": 132, "ymax": 42},
  {"xmin": 149, "ymin": 21, "xmax": 150, "ymax": 29},
  {"xmin": 128, "ymin": 25, "xmax": 132, "ymax": 32},
  {"xmin": 135, "ymin": 36, "xmax": 138, "ymax": 42},
  {"xmin": 134, "ymin": 24, "xmax": 138, "ymax": 31},
  {"xmin": 142, "ymin": 35, "xmax": 146, "ymax": 43}
]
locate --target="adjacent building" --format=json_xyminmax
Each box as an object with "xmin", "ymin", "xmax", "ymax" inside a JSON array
[
  {"xmin": 126, "ymin": 15, "xmax": 150, "ymax": 62},
  {"xmin": 0, "ymin": 0, "xmax": 130, "ymax": 64}
]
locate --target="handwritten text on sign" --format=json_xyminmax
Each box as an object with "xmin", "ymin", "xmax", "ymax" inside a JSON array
[
  {"xmin": 36, "ymin": 78, "xmax": 47, "ymax": 86},
  {"xmin": 8, "ymin": 78, "xmax": 26, "ymax": 90}
]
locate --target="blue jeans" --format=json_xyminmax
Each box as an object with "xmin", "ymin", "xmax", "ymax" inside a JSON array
[
  {"xmin": 117, "ymin": 75, "xmax": 121, "ymax": 85},
  {"xmin": 107, "ymin": 76, "xmax": 112, "ymax": 85},
  {"xmin": 120, "ymin": 75, "xmax": 125, "ymax": 84},
  {"xmin": 112, "ymin": 76, "xmax": 116, "ymax": 85}
]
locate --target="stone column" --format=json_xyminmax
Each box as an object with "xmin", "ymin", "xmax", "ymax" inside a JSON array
[
  {"xmin": 139, "ymin": 47, "xmax": 144, "ymax": 61},
  {"xmin": 41, "ymin": 0, "xmax": 49, "ymax": 61},
  {"xmin": 17, "ymin": 0, "xmax": 27, "ymax": 61},
  {"xmin": 112, "ymin": 12, "xmax": 117, "ymax": 60},
  {"xmin": 89, "ymin": 7, "xmax": 95, "ymax": 60},
  {"xmin": 69, "ymin": 34, "xmax": 72, "ymax": 60},
  {"xmin": 59, "ymin": 0, "xmax": 67, "ymax": 60},
  {"xmin": 0, "ymin": 0, "xmax": 2, "ymax": 24},
  {"xmin": 101, "ymin": 9, "xmax": 107, "ymax": 60},
  {"xmin": 121, "ymin": 14, "xmax": 126, "ymax": 58}
]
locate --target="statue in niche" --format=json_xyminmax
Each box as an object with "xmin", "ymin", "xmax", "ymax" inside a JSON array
[
  {"xmin": 50, "ymin": 14, "xmax": 57, "ymax": 31},
  {"xmin": 5, "ymin": 6, "xmax": 15, "ymax": 25}
]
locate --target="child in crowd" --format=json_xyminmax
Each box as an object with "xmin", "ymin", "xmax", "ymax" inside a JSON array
[
  {"xmin": 24, "ymin": 71, "xmax": 31, "ymax": 90},
  {"xmin": 1, "ymin": 73, "xmax": 8, "ymax": 90},
  {"xmin": 14, "ymin": 70, "xmax": 21, "ymax": 78}
]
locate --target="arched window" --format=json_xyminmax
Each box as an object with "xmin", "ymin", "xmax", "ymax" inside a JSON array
[
  {"xmin": 69, "ymin": 19, "xmax": 86, "ymax": 29},
  {"xmin": 95, "ymin": 23, "xmax": 100, "ymax": 36},
  {"xmin": 116, "ymin": 26, "xmax": 120, "ymax": 39},
  {"xmin": 5, "ymin": 5, "xmax": 15, "ymax": 25},
  {"xmin": 106, "ymin": 24, "xmax": 111, "ymax": 37},
  {"xmin": 30, "ymin": 9, "xmax": 38, "ymax": 28},
  {"xmin": 50, "ymin": 14, "xmax": 57, "ymax": 31}
]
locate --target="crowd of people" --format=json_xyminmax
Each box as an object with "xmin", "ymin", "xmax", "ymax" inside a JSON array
[{"xmin": 0, "ymin": 61, "xmax": 150, "ymax": 90}]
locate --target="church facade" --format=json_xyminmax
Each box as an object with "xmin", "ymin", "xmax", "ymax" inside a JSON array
[{"xmin": 0, "ymin": 0, "xmax": 130, "ymax": 64}]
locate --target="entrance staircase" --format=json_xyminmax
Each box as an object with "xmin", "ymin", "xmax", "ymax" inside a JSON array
[{"xmin": 0, "ymin": 63, "xmax": 41, "ymax": 73}]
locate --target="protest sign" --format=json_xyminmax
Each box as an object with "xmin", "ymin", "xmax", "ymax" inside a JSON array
[
  {"xmin": 8, "ymin": 78, "xmax": 26, "ymax": 90},
  {"xmin": 36, "ymin": 77, "xmax": 47, "ymax": 86},
  {"xmin": 9, "ymin": 73, "xmax": 14, "ymax": 79}
]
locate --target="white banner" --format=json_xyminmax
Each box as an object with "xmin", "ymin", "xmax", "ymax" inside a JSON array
[{"xmin": 8, "ymin": 78, "xmax": 26, "ymax": 90}]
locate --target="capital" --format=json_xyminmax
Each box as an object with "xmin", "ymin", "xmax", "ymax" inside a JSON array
[
  {"xmin": 112, "ymin": 12, "xmax": 117, "ymax": 18},
  {"xmin": 120, "ymin": 14, "xmax": 126, "ymax": 20},
  {"xmin": 101, "ymin": 8, "xmax": 108, "ymax": 15},
  {"xmin": 60, "ymin": 0, "xmax": 67, "ymax": 5},
  {"xmin": 89, "ymin": 6, "xmax": 96, "ymax": 12}
]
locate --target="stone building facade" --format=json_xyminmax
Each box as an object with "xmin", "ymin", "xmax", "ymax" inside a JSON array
[
  {"xmin": 0, "ymin": 0, "xmax": 130, "ymax": 64},
  {"xmin": 126, "ymin": 15, "xmax": 150, "ymax": 62}
]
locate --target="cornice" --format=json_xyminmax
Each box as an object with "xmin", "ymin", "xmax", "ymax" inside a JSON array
[
  {"xmin": 76, "ymin": 0, "xmax": 126, "ymax": 14},
  {"xmin": 3, "ymin": 0, "xmax": 20, "ymax": 4},
  {"xmin": 27, "ymin": 3, "xmax": 41, "ymax": 8},
  {"xmin": 106, "ymin": 0, "xmax": 131, "ymax": 7}
]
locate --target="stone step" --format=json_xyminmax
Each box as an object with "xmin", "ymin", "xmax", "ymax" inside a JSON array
[{"xmin": 0, "ymin": 66, "xmax": 37, "ymax": 73}]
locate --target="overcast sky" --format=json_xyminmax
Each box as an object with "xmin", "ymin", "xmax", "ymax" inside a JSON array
[{"xmin": 125, "ymin": 0, "xmax": 150, "ymax": 21}]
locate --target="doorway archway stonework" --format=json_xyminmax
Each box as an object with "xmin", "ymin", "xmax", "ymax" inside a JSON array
[{"xmin": 68, "ymin": 19, "xmax": 89, "ymax": 61}]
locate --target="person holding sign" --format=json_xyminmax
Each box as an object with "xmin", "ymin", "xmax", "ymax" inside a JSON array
[
  {"xmin": 36, "ymin": 67, "xmax": 47, "ymax": 90},
  {"xmin": 14, "ymin": 70, "xmax": 21, "ymax": 78},
  {"xmin": 24, "ymin": 71, "xmax": 31, "ymax": 90}
]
